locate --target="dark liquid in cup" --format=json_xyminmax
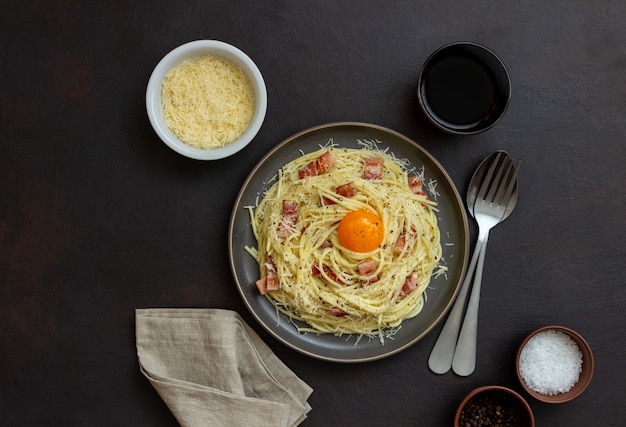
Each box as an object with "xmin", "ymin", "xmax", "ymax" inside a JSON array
[{"xmin": 423, "ymin": 55, "xmax": 497, "ymax": 129}]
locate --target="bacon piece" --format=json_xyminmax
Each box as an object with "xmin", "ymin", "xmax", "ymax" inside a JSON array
[
  {"xmin": 316, "ymin": 150, "xmax": 336, "ymax": 173},
  {"xmin": 319, "ymin": 239, "xmax": 333, "ymax": 249},
  {"xmin": 298, "ymin": 161, "xmax": 318, "ymax": 179},
  {"xmin": 336, "ymin": 181, "xmax": 358, "ymax": 198},
  {"xmin": 298, "ymin": 150, "xmax": 336, "ymax": 178},
  {"xmin": 393, "ymin": 226, "xmax": 417, "ymax": 255},
  {"xmin": 363, "ymin": 156, "xmax": 383, "ymax": 180},
  {"xmin": 312, "ymin": 264, "xmax": 343, "ymax": 284},
  {"xmin": 277, "ymin": 200, "xmax": 298, "ymax": 239},
  {"xmin": 320, "ymin": 195, "xmax": 336, "ymax": 206},
  {"xmin": 363, "ymin": 276, "xmax": 379, "ymax": 285},
  {"xmin": 358, "ymin": 259, "xmax": 379, "ymax": 285},
  {"xmin": 399, "ymin": 273, "xmax": 419, "ymax": 299},
  {"xmin": 393, "ymin": 234, "xmax": 407, "ymax": 255},
  {"xmin": 357, "ymin": 259, "xmax": 377, "ymax": 276},
  {"xmin": 282, "ymin": 200, "xmax": 297, "ymax": 218},
  {"xmin": 320, "ymin": 181, "xmax": 358, "ymax": 206},
  {"xmin": 256, "ymin": 255, "xmax": 280, "ymax": 295},
  {"xmin": 255, "ymin": 277, "xmax": 268, "ymax": 295},
  {"xmin": 318, "ymin": 265, "xmax": 337, "ymax": 282},
  {"xmin": 327, "ymin": 307, "xmax": 348, "ymax": 317},
  {"xmin": 408, "ymin": 175, "xmax": 429, "ymax": 199},
  {"xmin": 311, "ymin": 264, "xmax": 322, "ymax": 276},
  {"xmin": 264, "ymin": 255, "xmax": 280, "ymax": 291}
]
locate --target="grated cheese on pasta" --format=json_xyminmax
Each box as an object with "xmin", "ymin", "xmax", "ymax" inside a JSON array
[{"xmin": 248, "ymin": 145, "xmax": 445, "ymax": 339}]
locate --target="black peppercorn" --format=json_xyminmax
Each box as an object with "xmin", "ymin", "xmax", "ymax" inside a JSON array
[{"xmin": 458, "ymin": 390, "xmax": 527, "ymax": 427}]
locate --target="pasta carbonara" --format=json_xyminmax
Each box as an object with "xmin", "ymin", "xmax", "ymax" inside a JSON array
[{"xmin": 245, "ymin": 140, "xmax": 444, "ymax": 338}]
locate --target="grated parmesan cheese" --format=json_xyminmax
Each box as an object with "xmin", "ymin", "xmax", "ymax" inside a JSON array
[{"xmin": 161, "ymin": 54, "xmax": 254, "ymax": 149}]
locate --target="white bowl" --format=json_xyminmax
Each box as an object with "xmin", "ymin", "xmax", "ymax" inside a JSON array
[{"xmin": 146, "ymin": 40, "xmax": 267, "ymax": 160}]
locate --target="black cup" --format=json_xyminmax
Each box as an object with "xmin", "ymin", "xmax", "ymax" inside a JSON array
[{"xmin": 417, "ymin": 42, "xmax": 511, "ymax": 135}]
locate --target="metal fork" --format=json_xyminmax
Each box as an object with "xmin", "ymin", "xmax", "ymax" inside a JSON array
[
  {"xmin": 428, "ymin": 152, "xmax": 520, "ymax": 376},
  {"xmin": 451, "ymin": 153, "xmax": 520, "ymax": 376}
]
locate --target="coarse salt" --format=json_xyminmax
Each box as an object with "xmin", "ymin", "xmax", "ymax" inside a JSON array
[{"xmin": 518, "ymin": 329, "xmax": 583, "ymax": 395}]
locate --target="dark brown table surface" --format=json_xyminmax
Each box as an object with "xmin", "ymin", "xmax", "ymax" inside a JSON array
[{"xmin": 2, "ymin": 1, "xmax": 625, "ymax": 426}]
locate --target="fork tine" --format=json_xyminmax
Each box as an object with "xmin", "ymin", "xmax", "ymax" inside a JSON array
[
  {"xmin": 500, "ymin": 161, "xmax": 520, "ymax": 207},
  {"xmin": 492, "ymin": 159, "xmax": 515, "ymax": 204},
  {"xmin": 486, "ymin": 155, "xmax": 511, "ymax": 202},
  {"xmin": 475, "ymin": 152, "xmax": 503, "ymax": 202}
]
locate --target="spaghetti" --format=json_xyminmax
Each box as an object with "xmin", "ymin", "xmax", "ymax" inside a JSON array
[{"xmin": 246, "ymin": 141, "xmax": 444, "ymax": 338}]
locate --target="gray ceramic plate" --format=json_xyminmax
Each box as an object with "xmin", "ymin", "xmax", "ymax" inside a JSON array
[{"xmin": 228, "ymin": 122, "xmax": 469, "ymax": 362}]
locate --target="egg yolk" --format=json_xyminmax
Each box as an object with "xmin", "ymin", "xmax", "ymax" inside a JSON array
[{"xmin": 337, "ymin": 209, "xmax": 385, "ymax": 252}]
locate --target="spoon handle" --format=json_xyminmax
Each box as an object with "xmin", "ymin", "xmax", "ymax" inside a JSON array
[
  {"xmin": 452, "ymin": 232, "xmax": 489, "ymax": 376},
  {"xmin": 428, "ymin": 238, "xmax": 484, "ymax": 374}
]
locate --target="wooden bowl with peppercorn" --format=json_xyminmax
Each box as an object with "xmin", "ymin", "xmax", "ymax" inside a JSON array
[
  {"xmin": 454, "ymin": 385, "xmax": 535, "ymax": 427},
  {"xmin": 516, "ymin": 325, "xmax": 594, "ymax": 404}
]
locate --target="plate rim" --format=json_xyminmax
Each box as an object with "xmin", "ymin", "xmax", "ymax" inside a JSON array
[{"xmin": 228, "ymin": 121, "xmax": 469, "ymax": 362}]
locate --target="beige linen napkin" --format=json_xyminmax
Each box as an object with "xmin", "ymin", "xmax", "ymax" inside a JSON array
[{"xmin": 136, "ymin": 308, "xmax": 313, "ymax": 427}]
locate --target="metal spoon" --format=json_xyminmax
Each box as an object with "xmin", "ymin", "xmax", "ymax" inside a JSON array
[{"xmin": 428, "ymin": 151, "xmax": 519, "ymax": 375}]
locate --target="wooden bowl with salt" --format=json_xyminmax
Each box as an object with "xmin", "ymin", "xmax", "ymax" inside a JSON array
[{"xmin": 516, "ymin": 325, "xmax": 594, "ymax": 403}]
